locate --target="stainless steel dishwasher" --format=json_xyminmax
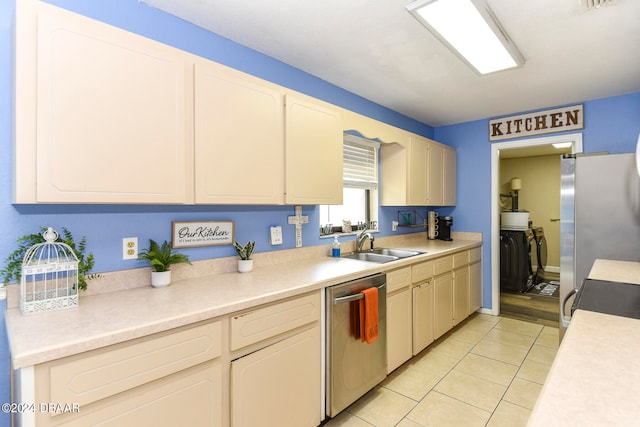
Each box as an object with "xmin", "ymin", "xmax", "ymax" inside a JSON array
[{"xmin": 326, "ymin": 273, "xmax": 387, "ymax": 417}]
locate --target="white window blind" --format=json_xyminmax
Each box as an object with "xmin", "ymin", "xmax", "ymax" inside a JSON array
[{"xmin": 343, "ymin": 134, "xmax": 379, "ymax": 189}]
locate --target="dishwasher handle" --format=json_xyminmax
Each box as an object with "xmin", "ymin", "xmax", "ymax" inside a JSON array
[{"xmin": 333, "ymin": 283, "xmax": 386, "ymax": 305}]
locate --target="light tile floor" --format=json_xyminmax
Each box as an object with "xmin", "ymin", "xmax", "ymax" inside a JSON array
[{"xmin": 325, "ymin": 313, "xmax": 559, "ymax": 427}]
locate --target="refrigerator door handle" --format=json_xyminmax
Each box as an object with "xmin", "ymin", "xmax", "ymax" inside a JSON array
[{"xmin": 560, "ymin": 288, "xmax": 578, "ymax": 328}]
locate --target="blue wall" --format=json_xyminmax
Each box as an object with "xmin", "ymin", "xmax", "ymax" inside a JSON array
[
  {"xmin": 1, "ymin": 0, "xmax": 639, "ymax": 419},
  {"xmin": 435, "ymin": 92, "xmax": 640, "ymax": 308},
  {"xmin": 0, "ymin": 0, "xmax": 435, "ymax": 277}
]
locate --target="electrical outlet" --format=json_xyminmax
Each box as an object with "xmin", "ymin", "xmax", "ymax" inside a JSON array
[
  {"xmin": 392, "ymin": 221, "xmax": 398, "ymax": 232},
  {"xmin": 122, "ymin": 237, "xmax": 138, "ymax": 260},
  {"xmin": 270, "ymin": 226, "xmax": 283, "ymax": 245}
]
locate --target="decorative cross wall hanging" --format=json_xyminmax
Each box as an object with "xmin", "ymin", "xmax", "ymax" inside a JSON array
[{"xmin": 287, "ymin": 205, "xmax": 309, "ymax": 248}]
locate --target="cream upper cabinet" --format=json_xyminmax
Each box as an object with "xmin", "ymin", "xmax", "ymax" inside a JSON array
[
  {"xmin": 14, "ymin": 1, "xmax": 192, "ymax": 203},
  {"xmin": 284, "ymin": 95, "xmax": 343, "ymax": 205},
  {"xmin": 427, "ymin": 141, "xmax": 456, "ymax": 206},
  {"xmin": 409, "ymin": 137, "xmax": 430, "ymax": 205},
  {"xmin": 427, "ymin": 142, "xmax": 444, "ymax": 205},
  {"xmin": 194, "ymin": 60, "xmax": 284, "ymax": 204},
  {"xmin": 443, "ymin": 146, "xmax": 457, "ymax": 206},
  {"xmin": 380, "ymin": 135, "xmax": 456, "ymax": 207}
]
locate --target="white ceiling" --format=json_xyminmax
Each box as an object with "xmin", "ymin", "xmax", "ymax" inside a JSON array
[{"xmin": 141, "ymin": 0, "xmax": 640, "ymax": 127}]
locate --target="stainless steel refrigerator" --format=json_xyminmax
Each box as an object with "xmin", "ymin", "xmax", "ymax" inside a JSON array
[{"xmin": 560, "ymin": 153, "xmax": 640, "ymax": 338}]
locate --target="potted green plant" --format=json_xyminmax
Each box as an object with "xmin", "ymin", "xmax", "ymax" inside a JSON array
[
  {"xmin": 233, "ymin": 240, "xmax": 255, "ymax": 273},
  {"xmin": 138, "ymin": 239, "xmax": 191, "ymax": 287},
  {"xmin": 1, "ymin": 226, "xmax": 100, "ymax": 291}
]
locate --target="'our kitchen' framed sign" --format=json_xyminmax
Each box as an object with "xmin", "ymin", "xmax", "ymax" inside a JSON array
[{"xmin": 172, "ymin": 221, "xmax": 234, "ymax": 248}]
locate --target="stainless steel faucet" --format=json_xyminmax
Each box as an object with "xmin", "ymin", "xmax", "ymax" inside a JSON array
[{"xmin": 355, "ymin": 228, "xmax": 375, "ymax": 252}]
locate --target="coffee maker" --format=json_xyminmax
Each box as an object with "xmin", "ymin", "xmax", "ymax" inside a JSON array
[{"xmin": 436, "ymin": 216, "xmax": 453, "ymax": 241}]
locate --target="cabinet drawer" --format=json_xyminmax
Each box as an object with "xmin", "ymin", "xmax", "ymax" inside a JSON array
[
  {"xmin": 387, "ymin": 267, "xmax": 412, "ymax": 294},
  {"xmin": 470, "ymin": 246, "xmax": 481, "ymax": 263},
  {"xmin": 42, "ymin": 321, "xmax": 222, "ymax": 409},
  {"xmin": 230, "ymin": 292, "xmax": 320, "ymax": 351},
  {"xmin": 412, "ymin": 260, "xmax": 434, "ymax": 283},
  {"xmin": 452, "ymin": 251, "xmax": 470, "ymax": 268},
  {"xmin": 433, "ymin": 255, "xmax": 453, "ymax": 276}
]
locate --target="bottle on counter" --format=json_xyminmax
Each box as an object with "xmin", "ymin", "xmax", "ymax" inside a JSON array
[{"xmin": 332, "ymin": 235, "xmax": 341, "ymax": 257}]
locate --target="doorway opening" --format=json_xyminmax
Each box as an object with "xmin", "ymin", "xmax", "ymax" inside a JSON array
[{"xmin": 490, "ymin": 133, "xmax": 583, "ymax": 324}]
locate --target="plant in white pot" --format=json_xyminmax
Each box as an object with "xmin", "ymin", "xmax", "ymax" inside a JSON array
[
  {"xmin": 233, "ymin": 240, "xmax": 255, "ymax": 273},
  {"xmin": 138, "ymin": 239, "xmax": 191, "ymax": 287}
]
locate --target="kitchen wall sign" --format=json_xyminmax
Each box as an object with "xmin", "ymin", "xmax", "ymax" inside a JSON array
[
  {"xmin": 172, "ymin": 221, "xmax": 234, "ymax": 248},
  {"xmin": 489, "ymin": 104, "xmax": 583, "ymax": 141}
]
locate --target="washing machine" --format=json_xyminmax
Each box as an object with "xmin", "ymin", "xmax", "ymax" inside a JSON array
[
  {"xmin": 531, "ymin": 227, "xmax": 547, "ymax": 283},
  {"xmin": 499, "ymin": 228, "xmax": 534, "ymax": 293}
]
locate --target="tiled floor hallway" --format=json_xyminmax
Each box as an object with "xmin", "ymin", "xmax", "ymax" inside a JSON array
[{"xmin": 325, "ymin": 313, "xmax": 559, "ymax": 427}]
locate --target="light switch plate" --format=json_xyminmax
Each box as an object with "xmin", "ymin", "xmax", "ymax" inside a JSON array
[{"xmin": 270, "ymin": 226, "xmax": 283, "ymax": 245}]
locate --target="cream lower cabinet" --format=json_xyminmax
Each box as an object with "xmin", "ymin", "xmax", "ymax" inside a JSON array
[
  {"xmin": 434, "ymin": 271, "xmax": 454, "ymax": 340},
  {"xmin": 231, "ymin": 327, "xmax": 320, "ymax": 427},
  {"xmin": 453, "ymin": 266, "xmax": 470, "ymax": 326},
  {"xmin": 411, "ymin": 259, "xmax": 434, "ymax": 355},
  {"xmin": 27, "ymin": 321, "xmax": 224, "ymax": 426},
  {"xmin": 229, "ymin": 292, "xmax": 321, "ymax": 427},
  {"xmin": 469, "ymin": 247, "xmax": 483, "ymax": 314},
  {"xmin": 412, "ymin": 280, "xmax": 435, "ymax": 354},
  {"xmin": 386, "ymin": 267, "xmax": 413, "ymax": 374},
  {"xmin": 452, "ymin": 251, "xmax": 470, "ymax": 326},
  {"xmin": 15, "ymin": 1, "xmax": 192, "ymax": 203}
]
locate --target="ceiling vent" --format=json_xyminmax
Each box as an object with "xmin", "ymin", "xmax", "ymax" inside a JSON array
[{"xmin": 582, "ymin": 0, "xmax": 618, "ymax": 10}]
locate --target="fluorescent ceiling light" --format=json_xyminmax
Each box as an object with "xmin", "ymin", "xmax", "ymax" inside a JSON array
[
  {"xmin": 406, "ymin": 0, "xmax": 524, "ymax": 75},
  {"xmin": 553, "ymin": 142, "xmax": 573, "ymax": 149}
]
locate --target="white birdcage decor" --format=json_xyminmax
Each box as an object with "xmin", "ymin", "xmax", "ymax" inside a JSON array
[{"xmin": 20, "ymin": 227, "xmax": 79, "ymax": 315}]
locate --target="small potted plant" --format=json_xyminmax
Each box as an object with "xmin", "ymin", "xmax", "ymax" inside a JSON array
[
  {"xmin": 138, "ymin": 239, "xmax": 191, "ymax": 287},
  {"xmin": 233, "ymin": 240, "xmax": 255, "ymax": 273}
]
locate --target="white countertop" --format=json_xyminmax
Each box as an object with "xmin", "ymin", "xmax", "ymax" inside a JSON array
[
  {"xmin": 528, "ymin": 259, "xmax": 640, "ymax": 426},
  {"xmin": 5, "ymin": 235, "xmax": 481, "ymax": 369}
]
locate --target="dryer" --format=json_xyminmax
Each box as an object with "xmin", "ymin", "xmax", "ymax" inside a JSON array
[{"xmin": 500, "ymin": 228, "xmax": 534, "ymax": 292}]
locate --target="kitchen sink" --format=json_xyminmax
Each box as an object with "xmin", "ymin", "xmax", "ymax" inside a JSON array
[
  {"xmin": 341, "ymin": 252, "xmax": 399, "ymax": 263},
  {"xmin": 369, "ymin": 248, "xmax": 424, "ymax": 258},
  {"xmin": 341, "ymin": 248, "xmax": 425, "ymax": 264}
]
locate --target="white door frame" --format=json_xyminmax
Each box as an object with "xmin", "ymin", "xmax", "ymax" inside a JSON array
[{"xmin": 490, "ymin": 133, "xmax": 583, "ymax": 315}]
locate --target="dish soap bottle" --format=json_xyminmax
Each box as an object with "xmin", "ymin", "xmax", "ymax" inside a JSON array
[{"xmin": 332, "ymin": 235, "xmax": 341, "ymax": 257}]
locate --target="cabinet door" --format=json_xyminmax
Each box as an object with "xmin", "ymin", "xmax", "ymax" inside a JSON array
[
  {"xmin": 231, "ymin": 326, "xmax": 321, "ymax": 427},
  {"xmin": 469, "ymin": 261, "xmax": 482, "ymax": 314},
  {"xmin": 36, "ymin": 362, "xmax": 223, "ymax": 427},
  {"xmin": 23, "ymin": 3, "xmax": 192, "ymax": 203},
  {"xmin": 412, "ymin": 280, "xmax": 434, "ymax": 355},
  {"xmin": 434, "ymin": 272, "xmax": 453, "ymax": 339},
  {"xmin": 453, "ymin": 267, "xmax": 470, "ymax": 326},
  {"xmin": 409, "ymin": 137, "xmax": 429, "ymax": 205},
  {"xmin": 285, "ymin": 95, "xmax": 342, "ymax": 205},
  {"xmin": 387, "ymin": 289, "xmax": 412, "ymax": 374},
  {"xmin": 443, "ymin": 146, "xmax": 457, "ymax": 206},
  {"xmin": 427, "ymin": 142, "xmax": 444, "ymax": 205},
  {"xmin": 195, "ymin": 61, "xmax": 284, "ymax": 204}
]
